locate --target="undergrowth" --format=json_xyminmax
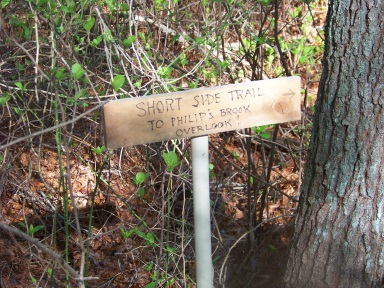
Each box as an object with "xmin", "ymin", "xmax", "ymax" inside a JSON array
[{"xmin": 0, "ymin": 0, "xmax": 326, "ymax": 287}]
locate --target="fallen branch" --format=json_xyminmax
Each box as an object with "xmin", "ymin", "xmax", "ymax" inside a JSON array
[{"xmin": 0, "ymin": 221, "xmax": 98, "ymax": 284}]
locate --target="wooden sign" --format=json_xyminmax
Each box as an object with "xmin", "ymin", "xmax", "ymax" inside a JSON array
[{"xmin": 103, "ymin": 76, "xmax": 301, "ymax": 148}]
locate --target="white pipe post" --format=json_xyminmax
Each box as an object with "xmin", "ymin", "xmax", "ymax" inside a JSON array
[{"xmin": 191, "ymin": 136, "xmax": 213, "ymax": 287}]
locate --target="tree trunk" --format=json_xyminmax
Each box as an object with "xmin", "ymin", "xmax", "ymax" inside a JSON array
[{"xmin": 284, "ymin": 1, "xmax": 384, "ymax": 287}]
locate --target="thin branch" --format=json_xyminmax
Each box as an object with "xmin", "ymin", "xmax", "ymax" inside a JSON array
[
  {"xmin": 0, "ymin": 101, "xmax": 108, "ymax": 150},
  {"xmin": 219, "ymin": 214, "xmax": 294, "ymax": 285},
  {"xmin": 209, "ymin": 141, "xmax": 298, "ymax": 202},
  {"xmin": 0, "ymin": 221, "xmax": 99, "ymax": 283},
  {"xmin": 274, "ymin": 0, "xmax": 291, "ymax": 76}
]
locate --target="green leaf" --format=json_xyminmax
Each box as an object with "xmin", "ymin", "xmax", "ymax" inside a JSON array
[
  {"xmin": 54, "ymin": 67, "xmax": 67, "ymax": 80},
  {"xmin": 138, "ymin": 187, "xmax": 146, "ymax": 199},
  {"xmin": 91, "ymin": 146, "xmax": 105, "ymax": 155},
  {"xmin": 120, "ymin": 3, "xmax": 129, "ymax": 11},
  {"xmin": 1, "ymin": 0, "xmax": 10, "ymax": 8},
  {"xmin": 111, "ymin": 74, "xmax": 126, "ymax": 91},
  {"xmin": 134, "ymin": 79, "xmax": 142, "ymax": 89},
  {"xmin": 10, "ymin": 15, "xmax": 24, "ymax": 27},
  {"xmin": 103, "ymin": 29, "xmax": 113, "ymax": 43},
  {"xmin": 138, "ymin": 31, "xmax": 146, "ymax": 41},
  {"xmin": 179, "ymin": 57, "xmax": 188, "ymax": 66},
  {"xmin": 83, "ymin": 17, "xmax": 95, "ymax": 32},
  {"xmin": 162, "ymin": 151, "xmax": 180, "ymax": 172},
  {"xmin": 123, "ymin": 35, "xmax": 136, "ymax": 48},
  {"xmin": 155, "ymin": 0, "xmax": 165, "ymax": 11},
  {"xmin": 13, "ymin": 107, "xmax": 21, "ymax": 116},
  {"xmin": 188, "ymin": 81, "xmax": 198, "ymax": 89},
  {"xmin": 253, "ymin": 35, "xmax": 266, "ymax": 45},
  {"xmin": 105, "ymin": 0, "xmax": 117, "ymax": 13},
  {"xmin": 157, "ymin": 66, "xmax": 172, "ymax": 78},
  {"xmin": 257, "ymin": 0, "xmax": 272, "ymax": 6},
  {"xmin": 252, "ymin": 125, "xmax": 273, "ymax": 139},
  {"xmin": 0, "ymin": 94, "xmax": 11, "ymax": 106},
  {"xmin": 166, "ymin": 246, "xmax": 176, "ymax": 253},
  {"xmin": 15, "ymin": 63, "xmax": 24, "ymax": 71},
  {"xmin": 14, "ymin": 82, "xmax": 24, "ymax": 90},
  {"xmin": 218, "ymin": 60, "xmax": 229, "ymax": 69},
  {"xmin": 133, "ymin": 172, "xmax": 148, "ymax": 186},
  {"xmin": 37, "ymin": 0, "xmax": 48, "ymax": 6},
  {"xmin": 209, "ymin": 163, "xmax": 215, "ymax": 178},
  {"xmin": 71, "ymin": 63, "xmax": 85, "ymax": 79},
  {"xmin": 146, "ymin": 282, "xmax": 156, "ymax": 288},
  {"xmin": 136, "ymin": 230, "xmax": 146, "ymax": 238},
  {"xmin": 23, "ymin": 26, "xmax": 32, "ymax": 40},
  {"xmin": 299, "ymin": 55, "xmax": 307, "ymax": 64},
  {"xmin": 62, "ymin": 0, "xmax": 75, "ymax": 13},
  {"xmin": 78, "ymin": 102, "xmax": 89, "ymax": 107},
  {"xmin": 120, "ymin": 228, "xmax": 136, "ymax": 239},
  {"xmin": 212, "ymin": 255, "xmax": 221, "ymax": 263},
  {"xmin": 144, "ymin": 232, "xmax": 157, "ymax": 246},
  {"xmin": 90, "ymin": 35, "xmax": 102, "ymax": 47},
  {"xmin": 74, "ymin": 89, "xmax": 88, "ymax": 100},
  {"xmin": 145, "ymin": 262, "xmax": 154, "ymax": 271},
  {"xmin": 30, "ymin": 224, "xmax": 44, "ymax": 235},
  {"xmin": 259, "ymin": 133, "xmax": 271, "ymax": 139}
]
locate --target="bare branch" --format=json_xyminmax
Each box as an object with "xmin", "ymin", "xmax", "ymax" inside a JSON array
[
  {"xmin": 0, "ymin": 221, "xmax": 90, "ymax": 282},
  {"xmin": 0, "ymin": 101, "xmax": 108, "ymax": 150}
]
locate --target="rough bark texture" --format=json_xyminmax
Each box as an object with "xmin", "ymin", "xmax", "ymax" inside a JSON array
[{"xmin": 284, "ymin": 1, "xmax": 384, "ymax": 287}]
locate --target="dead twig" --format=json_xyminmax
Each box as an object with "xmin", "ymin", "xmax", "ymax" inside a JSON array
[
  {"xmin": 0, "ymin": 221, "xmax": 98, "ymax": 286},
  {"xmin": 0, "ymin": 101, "xmax": 108, "ymax": 150}
]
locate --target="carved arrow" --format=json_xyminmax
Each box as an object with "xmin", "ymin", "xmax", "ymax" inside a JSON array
[{"xmin": 283, "ymin": 89, "xmax": 295, "ymax": 100}]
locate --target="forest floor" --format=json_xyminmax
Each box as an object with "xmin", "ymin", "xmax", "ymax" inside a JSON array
[
  {"xmin": 1, "ymin": 129, "xmax": 301, "ymax": 287},
  {"xmin": 0, "ymin": 1, "xmax": 327, "ymax": 287}
]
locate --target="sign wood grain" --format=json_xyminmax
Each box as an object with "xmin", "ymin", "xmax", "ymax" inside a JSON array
[{"xmin": 103, "ymin": 76, "xmax": 301, "ymax": 148}]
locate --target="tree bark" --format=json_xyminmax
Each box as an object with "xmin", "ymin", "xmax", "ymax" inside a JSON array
[{"xmin": 284, "ymin": 1, "xmax": 384, "ymax": 287}]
